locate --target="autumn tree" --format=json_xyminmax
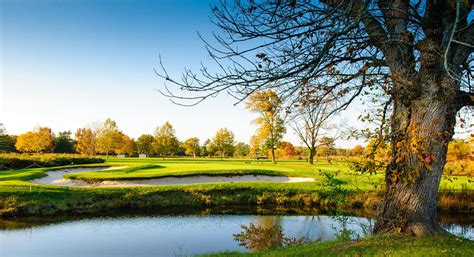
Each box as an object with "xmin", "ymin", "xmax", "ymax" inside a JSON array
[
  {"xmin": 447, "ymin": 139, "xmax": 471, "ymax": 160},
  {"xmin": 96, "ymin": 118, "xmax": 123, "ymax": 158},
  {"xmin": 117, "ymin": 133, "xmax": 136, "ymax": 156},
  {"xmin": 75, "ymin": 128, "xmax": 96, "ymax": 156},
  {"xmin": 15, "ymin": 127, "xmax": 55, "ymax": 153},
  {"xmin": 153, "ymin": 121, "xmax": 179, "ymax": 157},
  {"xmin": 212, "ymin": 128, "xmax": 235, "ymax": 158},
  {"xmin": 351, "ymin": 145, "xmax": 365, "ymax": 156},
  {"xmin": 158, "ymin": 0, "xmax": 474, "ymax": 235},
  {"xmin": 246, "ymin": 91, "xmax": 286, "ymax": 164},
  {"xmin": 54, "ymin": 131, "xmax": 76, "ymax": 153},
  {"xmin": 136, "ymin": 134, "xmax": 155, "ymax": 155},
  {"xmin": 182, "ymin": 137, "xmax": 200, "ymax": 157},
  {"xmin": 280, "ymin": 141, "xmax": 295, "ymax": 158}
]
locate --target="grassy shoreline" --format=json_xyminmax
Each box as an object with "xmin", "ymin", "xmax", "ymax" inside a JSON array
[
  {"xmin": 203, "ymin": 234, "xmax": 474, "ymax": 257},
  {"xmin": 1, "ymin": 180, "xmax": 472, "ymax": 217},
  {"xmin": 0, "ymin": 158, "xmax": 472, "ymax": 217}
]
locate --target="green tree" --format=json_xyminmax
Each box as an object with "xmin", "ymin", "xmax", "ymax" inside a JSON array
[
  {"xmin": 0, "ymin": 123, "xmax": 16, "ymax": 153},
  {"xmin": 153, "ymin": 121, "xmax": 179, "ymax": 157},
  {"xmin": 203, "ymin": 139, "xmax": 214, "ymax": 157},
  {"xmin": 136, "ymin": 134, "xmax": 154, "ymax": 155},
  {"xmin": 96, "ymin": 118, "xmax": 123, "ymax": 158},
  {"xmin": 246, "ymin": 91, "xmax": 286, "ymax": 164},
  {"xmin": 183, "ymin": 137, "xmax": 200, "ymax": 157},
  {"xmin": 212, "ymin": 128, "xmax": 235, "ymax": 158},
  {"xmin": 54, "ymin": 131, "xmax": 76, "ymax": 153},
  {"xmin": 75, "ymin": 128, "xmax": 96, "ymax": 156},
  {"xmin": 317, "ymin": 137, "xmax": 336, "ymax": 161},
  {"xmin": 234, "ymin": 142, "xmax": 250, "ymax": 157}
]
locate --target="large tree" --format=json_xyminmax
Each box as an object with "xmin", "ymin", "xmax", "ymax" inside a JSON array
[
  {"xmin": 96, "ymin": 118, "xmax": 123, "ymax": 158},
  {"xmin": 153, "ymin": 121, "xmax": 179, "ymax": 157},
  {"xmin": 246, "ymin": 90, "xmax": 286, "ymax": 164},
  {"xmin": 158, "ymin": 1, "xmax": 473, "ymax": 235},
  {"xmin": 212, "ymin": 128, "xmax": 235, "ymax": 158},
  {"xmin": 15, "ymin": 127, "xmax": 55, "ymax": 153},
  {"xmin": 75, "ymin": 128, "xmax": 97, "ymax": 156},
  {"xmin": 54, "ymin": 131, "xmax": 76, "ymax": 153},
  {"xmin": 136, "ymin": 134, "xmax": 155, "ymax": 155},
  {"xmin": 183, "ymin": 137, "xmax": 201, "ymax": 157}
]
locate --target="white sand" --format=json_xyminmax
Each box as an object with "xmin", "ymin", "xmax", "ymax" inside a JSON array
[
  {"xmin": 30, "ymin": 167, "xmax": 315, "ymax": 187},
  {"xmin": 30, "ymin": 166, "xmax": 127, "ymax": 185}
]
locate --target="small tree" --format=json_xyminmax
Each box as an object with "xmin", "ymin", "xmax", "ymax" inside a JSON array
[
  {"xmin": 234, "ymin": 142, "xmax": 250, "ymax": 157},
  {"xmin": 212, "ymin": 128, "xmax": 235, "ymax": 158},
  {"xmin": 0, "ymin": 123, "xmax": 16, "ymax": 153},
  {"xmin": 153, "ymin": 121, "xmax": 179, "ymax": 157},
  {"xmin": 246, "ymin": 91, "xmax": 286, "ymax": 164},
  {"xmin": 203, "ymin": 139, "xmax": 215, "ymax": 157},
  {"xmin": 183, "ymin": 137, "xmax": 200, "ymax": 157},
  {"xmin": 54, "ymin": 131, "xmax": 76, "ymax": 153},
  {"xmin": 136, "ymin": 134, "xmax": 154, "ymax": 155},
  {"xmin": 317, "ymin": 136, "xmax": 336, "ymax": 162},
  {"xmin": 291, "ymin": 93, "xmax": 336, "ymax": 164}
]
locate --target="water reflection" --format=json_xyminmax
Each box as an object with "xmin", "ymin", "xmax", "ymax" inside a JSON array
[
  {"xmin": 233, "ymin": 215, "xmax": 377, "ymax": 251},
  {"xmin": 0, "ymin": 214, "xmax": 472, "ymax": 257},
  {"xmin": 234, "ymin": 216, "xmax": 306, "ymax": 251}
]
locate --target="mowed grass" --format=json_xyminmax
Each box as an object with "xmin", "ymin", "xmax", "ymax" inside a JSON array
[
  {"xmin": 0, "ymin": 158, "xmax": 472, "ymax": 217},
  {"xmin": 1, "ymin": 157, "xmax": 468, "ymax": 191},
  {"xmin": 203, "ymin": 234, "xmax": 474, "ymax": 257}
]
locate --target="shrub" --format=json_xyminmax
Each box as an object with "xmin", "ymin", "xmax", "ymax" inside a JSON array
[{"xmin": 0, "ymin": 154, "xmax": 104, "ymax": 170}]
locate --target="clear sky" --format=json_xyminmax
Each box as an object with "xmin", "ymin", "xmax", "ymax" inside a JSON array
[{"xmin": 0, "ymin": 0, "xmax": 399, "ymax": 148}]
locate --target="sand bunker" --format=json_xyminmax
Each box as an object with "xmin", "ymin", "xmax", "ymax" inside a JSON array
[
  {"xmin": 30, "ymin": 167, "xmax": 315, "ymax": 187},
  {"xmin": 30, "ymin": 166, "xmax": 127, "ymax": 185}
]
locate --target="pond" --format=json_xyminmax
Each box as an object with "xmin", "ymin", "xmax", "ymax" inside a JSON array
[{"xmin": 0, "ymin": 214, "xmax": 472, "ymax": 257}]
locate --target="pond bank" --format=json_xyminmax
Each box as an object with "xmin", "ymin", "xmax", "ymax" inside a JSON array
[
  {"xmin": 1, "ymin": 180, "xmax": 472, "ymax": 218},
  {"xmin": 0, "ymin": 214, "xmax": 472, "ymax": 257}
]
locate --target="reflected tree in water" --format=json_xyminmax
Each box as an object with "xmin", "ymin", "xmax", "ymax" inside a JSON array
[{"xmin": 233, "ymin": 216, "xmax": 306, "ymax": 251}]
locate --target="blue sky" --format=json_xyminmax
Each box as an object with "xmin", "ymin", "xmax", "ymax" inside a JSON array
[{"xmin": 1, "ymin": 0, "xmax": 377, "ymax": 148}]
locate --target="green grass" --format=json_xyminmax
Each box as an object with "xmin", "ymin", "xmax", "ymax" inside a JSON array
[
  {"xmin": 203, "ymin": 234, "xmax": 474, "ymax": 257},
  {"xmin": 0, "ymin": 157, "xmax": 472, "ymax": 217}
]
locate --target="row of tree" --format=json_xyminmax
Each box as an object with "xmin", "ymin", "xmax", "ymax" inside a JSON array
[{"xmin": 2, "ymin": 120, "xmax": 470, "ymax": 161}]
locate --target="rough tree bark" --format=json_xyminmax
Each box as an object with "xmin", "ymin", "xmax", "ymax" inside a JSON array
[{"xmin": 374, "ymin": 77, "xmax": 460, "ymax": 235}]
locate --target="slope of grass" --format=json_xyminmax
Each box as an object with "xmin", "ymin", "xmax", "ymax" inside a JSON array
[
  {"xmin": 0, "ymin": 158, "xmax": 472, "ymax": 217},
  {"xmin": 203, "ymin": 234, "xmax": 474, "ymax": 257}
]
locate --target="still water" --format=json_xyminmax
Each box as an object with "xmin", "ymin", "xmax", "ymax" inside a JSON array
[{"xmin": 0, "ymin": 214, "xmax": 472, "ymax": 257}]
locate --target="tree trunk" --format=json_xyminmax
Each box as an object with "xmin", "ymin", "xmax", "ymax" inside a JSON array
[
  {"xmin": 271, "ymin": 148, "xmax": 276, "ymax": 164},
  {"xmin": 308, "ymin": 148, "xmax": 315, "ymax": 165},
  {"xmin": 374, "ymin": 96, "xmax": 456, "ymax": 236}
]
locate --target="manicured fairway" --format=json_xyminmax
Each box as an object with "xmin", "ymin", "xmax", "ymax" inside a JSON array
[{"xmin": 0, "ymin": 158, "xmax": 472, "ymax": 217}]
